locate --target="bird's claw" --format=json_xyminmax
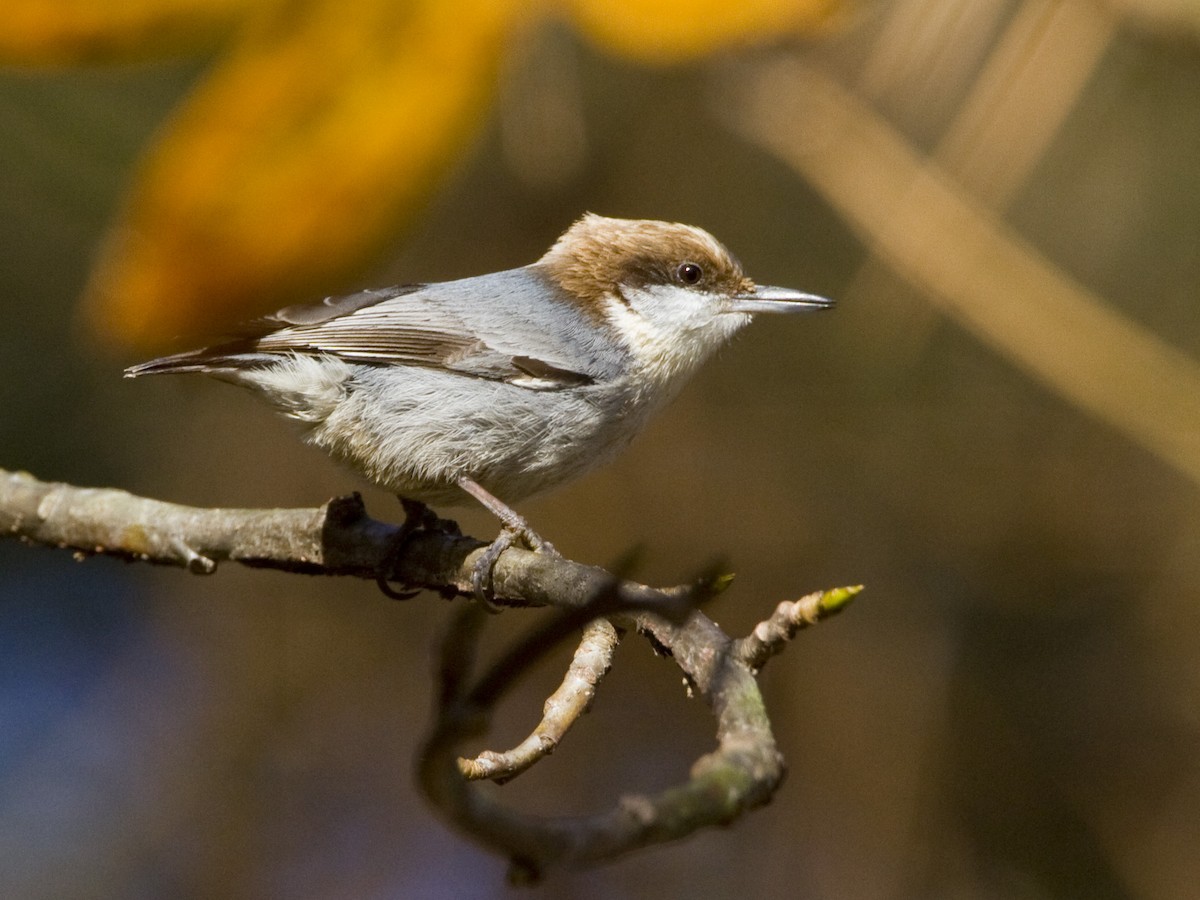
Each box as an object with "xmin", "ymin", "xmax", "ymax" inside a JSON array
[
  {"xmin": 471, "ymin": 524, "xmax": 557, "ymax": 605},
  {"xmin": 376, "ymin": 498, "xmax": 461, "ymax": 600}
]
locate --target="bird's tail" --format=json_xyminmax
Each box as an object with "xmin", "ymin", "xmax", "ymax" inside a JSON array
[{"xmin": 124, "ymin": 347, "xmax": 275, "ymax": 378}]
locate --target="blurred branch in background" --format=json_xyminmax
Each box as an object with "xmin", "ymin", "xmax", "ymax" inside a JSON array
[{"xmin": 727, "ymin": 0, "xmax": 1200, "ymax": 489}]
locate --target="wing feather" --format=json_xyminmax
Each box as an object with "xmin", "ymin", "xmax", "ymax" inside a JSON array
[{"xmin": 128, "ymin": 268, "xmax": 619, "ymax": 390}]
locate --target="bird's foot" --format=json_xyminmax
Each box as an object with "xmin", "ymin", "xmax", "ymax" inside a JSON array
[
  {"xmin": 471, "ymin": 521, "xmax": 559, "ymax": 605},
  {"xmin": 455, "ymin": 475, "xmax": 559, "ymax": 604},
  {"xmin": 376, "ymin": 498, "xmax": 461, "ymax": 600}
]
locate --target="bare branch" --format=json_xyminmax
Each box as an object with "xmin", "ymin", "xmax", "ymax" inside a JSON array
[
  {"xmin": 0, "ymin": 467, "xmax": 688, "ymax": 615},
  {"xmin": 734, "ymin": 586, "xmax": 863, "ymax": 672},
  {"xmin": 458, "ymin": 617, "xmax": 621, "ymax": 783},
  {"xmin": 1, "ymin": 464, "xmax": 858, "ymax": 880},
  {"xmin": 419, "ymin": 593, "xmax": 793, "ymax": 883}
]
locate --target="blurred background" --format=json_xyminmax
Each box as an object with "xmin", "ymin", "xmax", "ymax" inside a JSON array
[{"xmin": 2, "ymin": 0, "xmax": 1199, "ymax": 897}]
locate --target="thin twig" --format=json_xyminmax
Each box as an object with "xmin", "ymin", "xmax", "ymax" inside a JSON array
[
  {"xmin": 419, "ymin": 599, "xmax": 793, "ymax": 883},
  {"xmin": 733, "ymin": 586, "xmax": 863, "ymax": 672},
  {"xmin": 458, "ymin": 617, "xmax": 621, "ymax": 783}
]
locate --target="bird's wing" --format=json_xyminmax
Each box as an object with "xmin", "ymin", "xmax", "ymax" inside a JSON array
[
  {"xmin": 127, "ymin": 269, "xmax": 623, "ymax": 389},
  {"xmin": 251, "ymin": 286, "xmax": 489, "ymax": 368}
]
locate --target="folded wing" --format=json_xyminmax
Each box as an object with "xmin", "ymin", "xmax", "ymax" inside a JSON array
[{"xmin": 127, "ymin": 268, "xmax": 622, "ymax": 390}]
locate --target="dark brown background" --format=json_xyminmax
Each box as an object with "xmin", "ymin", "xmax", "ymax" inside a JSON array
[{"xmin": 2, "ymin": 4, "xmax": 1198, "ymax": 898}]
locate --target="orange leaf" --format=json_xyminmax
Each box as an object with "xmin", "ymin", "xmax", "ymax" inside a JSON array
[
  {"xmin": 566, "ymin": 0, "xmax": 844, "ymax": 63},
  {"xmin": 0, "ymin": 0, "xmax": 258, "ymax": 65},
  {"xmin": 86, "ymin": 0, "xmax": 534, "ymax": 348}
]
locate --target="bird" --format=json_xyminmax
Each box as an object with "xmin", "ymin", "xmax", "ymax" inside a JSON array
[{"xmin": 127, "ymin": 214, "xmax": 833, "ymax": 597}]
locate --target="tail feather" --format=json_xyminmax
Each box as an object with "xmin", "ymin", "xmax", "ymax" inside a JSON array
[{"xmin": 125, "ymin": 348, "xmax": 276, "ymax": 378}]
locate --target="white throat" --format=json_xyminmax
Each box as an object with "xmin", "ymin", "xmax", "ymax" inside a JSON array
[{"xmin": 603, "ymin": 284, "xmax": 751, "ymax": 388}]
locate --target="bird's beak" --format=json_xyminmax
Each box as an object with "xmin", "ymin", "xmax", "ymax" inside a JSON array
[{"xmin": 730, "ymin": 285, "xmax": 835, "ymax": 314}]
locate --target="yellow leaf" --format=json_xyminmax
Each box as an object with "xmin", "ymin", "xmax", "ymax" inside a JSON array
[
  {"xmin": 86, "ymin": 0, "xmax": 535, "ymax": 348},
  {"xmin": 566, "ymin": 0, "xmax": 843, "ymax": 63},
  {"xmin": 0, "ymin": 0, "xmax": 259, "ymax": 65}
]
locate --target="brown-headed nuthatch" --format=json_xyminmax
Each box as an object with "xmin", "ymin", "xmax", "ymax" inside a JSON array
[{"xmin": 128, "ymin": 214, "xmax": 833, "ymax": 595}]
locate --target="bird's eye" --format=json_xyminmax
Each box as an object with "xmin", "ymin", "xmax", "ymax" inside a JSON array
[{"xmin": 676, "ymin": 262, "xmax": 703, "ymax": 285}]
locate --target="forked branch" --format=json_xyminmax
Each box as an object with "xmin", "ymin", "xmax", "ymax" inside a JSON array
[{"xmin": 0, "ymin": 466, "xmax": 857, "ymax": 883}]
